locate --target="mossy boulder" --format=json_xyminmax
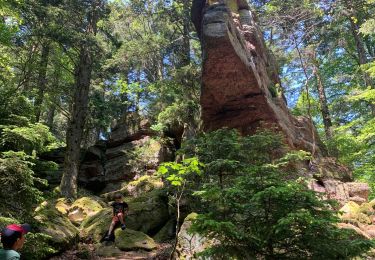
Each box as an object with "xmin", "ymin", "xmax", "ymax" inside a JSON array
[
  {"xmin": 34, "ymin": 200, "xmax": 79, "ymax": 252},
  {"xmin": 68, "ymin": 196, "xmax": 103, "ymax": 224},
  {"xmin": 101, "ymin": 175, "xmax": 164, "ymax": 201},
  {"xmin": 153, "ymin": 219, "xmax": 175, "ymax": 242},
  {"xmin": 126, "ymin": 175, "xmax": 164, "ymax": 197},
  {"xmin": 81, "ymin": 189, "xmax": 170, "ymax": 242},
  {"xmin": 80, "ymin": 207, "xmax": 112, "ymax": 242},
  {"xmin": 115, "ymin": 229, "xmax": 157, "ymax": 251},
  {"xmin": 125, "ymin": 189, "xmax": 170, "ymax": 234},
  {"xmin": 339, "ymin": 201, "xmax": 373, "ymax": 225},
  {"xmin": 175, "ymin": 213, "xmax": 212, "ymax": 259},
  {"xmin": 55, "ymin": 198, "xmax": 70, "ymax": 215}
]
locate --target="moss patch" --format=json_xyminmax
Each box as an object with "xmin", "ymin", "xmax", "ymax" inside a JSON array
[
  {"xmin": 115, "ymin": 229, "xmax": 157, "ymax": 251},
  {"xmin": 34, "ymin": 200, "xmax": 79, "ymax": 252}
]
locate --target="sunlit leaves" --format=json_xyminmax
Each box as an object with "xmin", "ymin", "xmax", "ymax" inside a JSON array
[{"xmin": 158, "ymin": 157, "xmax": 204, "ymax": 186}]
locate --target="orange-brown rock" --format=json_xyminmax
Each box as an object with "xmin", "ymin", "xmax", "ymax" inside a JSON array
[{"xmin": 193, "ymin": 0, "xmax": 326, "ymax": 156}]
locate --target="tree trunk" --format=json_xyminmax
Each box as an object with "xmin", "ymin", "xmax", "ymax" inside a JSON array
[
  {"xmin": 60, "ymin": 0, "xmax": 101, "ymax": 199},
  {"xmin": 181, "ymin": 0, "xmax": 191, "ymax": 66},
  {"xmin": 46, "ymin": 104, "xmax": 56, "ymax": 130},
  {"xmin": 60, "ymin": 46, "xmax": 93, "ymax": 199},
  {"xmin": 34, "ymin": 44, "xmax": 50, "ymax": 122},
  {"xmin": 313, "ymin": 66, "xmax": 333, "ymax": 140}
]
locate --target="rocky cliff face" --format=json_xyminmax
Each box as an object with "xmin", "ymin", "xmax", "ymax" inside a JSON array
[
  {"xmin": 193, "ymin": 0, "xmax": 325, "ymax": 156},
  {"xmin": 191, "ymin": 0, "xmax": 369, "ymax": 206},
  {"xmin": 41, "ymin": 114, "xmax": 175, "ymax": 193}
]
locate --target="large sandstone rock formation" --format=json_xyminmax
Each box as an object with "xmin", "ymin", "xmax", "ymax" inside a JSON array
[
  {"xmin": 191, "ymin": 0, "xmax": 370, "ymax": 206},
  {"xmin": 192, "ymin": 0, "xmax": 325, "ymax": 156}
]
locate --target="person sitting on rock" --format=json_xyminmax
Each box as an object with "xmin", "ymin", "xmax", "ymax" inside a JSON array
[
  {"xmin": 105, "ymin": 193, "xmax": 128, "ymax": 240},
  {"xmin": 0, "ymin": 224, "xmax": 31, "ymax": 260}
]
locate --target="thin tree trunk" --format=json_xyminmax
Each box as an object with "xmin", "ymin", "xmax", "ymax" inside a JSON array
[
  {"xmin": 60, "ymin": 46, "xmax": 93, "ymax": 199},
  {"xmin": 348, "ymin": 16, "xmax": 375, "ymax": 114},
  {"xmin": 313, "ymin": 66, "xmax": 333, "ymax": 140},
  {"xmin": 34, "ymin": 43, "xmax": 50, "ymax": 122},
  {"xmin": 46, "ymin": 104, "xmax": 56, "ymax": 130},
  {"xmin": 181, "ymin": 0, "xmax": 191, "ymax": 66}
]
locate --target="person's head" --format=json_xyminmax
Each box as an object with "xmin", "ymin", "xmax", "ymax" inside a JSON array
[
  {"xmin": 1, "ymin": 224, "xmax": 31, "ymax": 251},
  {"xmin": 114, "ymin": 193, "xmax": 123, "ymax": 203}
]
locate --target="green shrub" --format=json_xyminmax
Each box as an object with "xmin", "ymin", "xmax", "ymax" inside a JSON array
[
  {"xmin": 0, "ymin": 151, "xmax": 45, "ymax": 220},
  {"xmin": 181, "ymin": 129, "xmax": 374, "ymax": 259}
]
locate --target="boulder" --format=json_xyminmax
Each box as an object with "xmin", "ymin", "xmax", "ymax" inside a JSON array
[
  {"xmin": 55, "ymin": 198, "xmax": 70, "ymax": 215},
  {"xmin": 153, "ymin": 219, "xmax": 175, "ymax": 242},
  {"xmin": 310, "ymin": 180, "xmax": 370, "ymax": 206},
  {"xmin": 175, "ymin": 213, "xmax": 212, "ymax": 259},
  {"xmin": 312, "ymin": 157, "xmax": 352, "ymax": 182},
  {"xmin": 339, "ymin": 201, "xmax": 374, "ymax": 225},
  {"xmin": 125, "ymin": 189, "xmax": 170, "ymax": 235},
  {"xmin": 81, "ymin": 190, "xmax": 170, "ymax": 242},
  {"xmin": 360, "ymin": 225, "xmax": 375, "ymax": 238},
  {"xmin": 101, "ymin": 175, "xmax": 164, "ymax": 201},
  {"xmin": 338, "ymin": 223, "xmax": 371, "ymax": 239},
  {"xmin": 34, "ymin": 200, "xmax": 79, "ymax": 251},
  {"xmin": 80, "ymin": 208, "xmax": 112, "ymax": 243},
  {"xmin": 115, "ymin": 229, "xmax": 157, "ymax": 251},
  {"xmin": 68, "ymin": 197, "xmax": 103, "ymax": 224},
  {"xmin": 95, "ymin": 244, "xmax": 123, "ymax": 257}
]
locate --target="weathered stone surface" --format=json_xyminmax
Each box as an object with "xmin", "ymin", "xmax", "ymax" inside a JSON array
[
  {"xmin": 34, "ymin": 200, "xmax": 79, "ymax": 252},
  {"xmin": 175, "ymin": 213, "xmax": 212, "ymax": 259},
  {"xmin": 153, "ymin": 219, "xmax": 175, "ymax": 242},
  {"xmin": 309, "ymin": 180, "xmax": 370, "ymax": 206},
  {"xmin": 312, "ymin": 157, "xmax": 353, "ymax": 182},
  {"xmin": 338, "ymin": 223, "xmax": 371, "ymax": 239},
  {"xmin": 195, "ymin": 2, "xmax": 326, "ymax": 156},
  {"xmin": 95, "ymin": 244, "xmax": 123, "ymax": 257},
  {"xmin": 67, "ymin": 197, "xmax": 103, "ymax": 224},
  {"xmin": 115, "ymin": 229, "xmax": 157, "ymax": 251},
  {"xmin": 81, "ymin": 190, "xmax": 170, "ymax": 242},
  {"xmin": 108, "ymin": 114, "xmax": 155, "ymax": 147}
]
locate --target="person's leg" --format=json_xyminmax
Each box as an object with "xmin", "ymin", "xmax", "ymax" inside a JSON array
[
  {"xmin": 117, "ymin": 213, "xmax": 125, "ymax": 225},
  {"xmin": 107, "ymin": 216, "xmax": 118, "ymax": 236},
  {"xmin": 117, "ymin": 213, "xmax": 126, "ymax": 230},
  {"xmin": 107, "ymin": 221, "xmax": 116, "ymax": 236}
]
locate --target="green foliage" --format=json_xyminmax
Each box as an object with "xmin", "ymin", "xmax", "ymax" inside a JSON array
[
  {"xmin": 158, "ymin": 157, "xmax": 204, "ymax": 186},
  {"xmin": 0, "ymin": 151, "xmax": 45, "ymax": 220},
  {"xmin": 1, "ymin": 123, "xmax": 58, "ymax": 154},
  {"xmin": 21, "ymin": 232, "xmax": 57, "ymax": 260},
  {"xmin": 180, "ymin": 129, "xmax": 374, "ymax": 259}
]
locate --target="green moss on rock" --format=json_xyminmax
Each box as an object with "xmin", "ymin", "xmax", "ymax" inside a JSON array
[
  {"xmin": 34, "ymin": 200, "xmax": 79, "ymax": 252},
  {"xmin": 68, "ymin": 196, "xmax": 104, "ymax": 224},
  {"xmin": 115, "ymin": 229, "xmax": 157, "ymax": 251},
  {"xmin": 82, "ymin": 189, "xmax": 170, "ymax": 242}
]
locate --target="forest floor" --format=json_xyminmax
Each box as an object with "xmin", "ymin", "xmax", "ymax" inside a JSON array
[{"xmin": 49, "ymin": 243, "xmax": 172, "ymax": 260}]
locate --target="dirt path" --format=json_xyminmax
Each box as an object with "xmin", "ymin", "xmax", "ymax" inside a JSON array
[{"xmin": 49, "ymin": 243, "xmax": 172, "ymax": 260}]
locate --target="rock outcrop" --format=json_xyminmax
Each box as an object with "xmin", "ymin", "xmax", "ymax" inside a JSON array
[
  {"xmin": 34, "ymin": 201, "xmax": 80, "ymax": 252},
  {"xmin": 41, "ymin": 115, "xmax": 174, "ymax": 193},
  {"xmin": 338, "ymin": 200, "xmax": 375, "ymax": 239},
  {"xmin": 193, "ymin": 0, "xmax": 325, "ymax": 156},
  {"xmin": 175, "ymin": 213, "xmax": 212, "ymax": 259},
  {"xmin": 191, "ymin": 0, "xmax": 370, "ymax": 206}
]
